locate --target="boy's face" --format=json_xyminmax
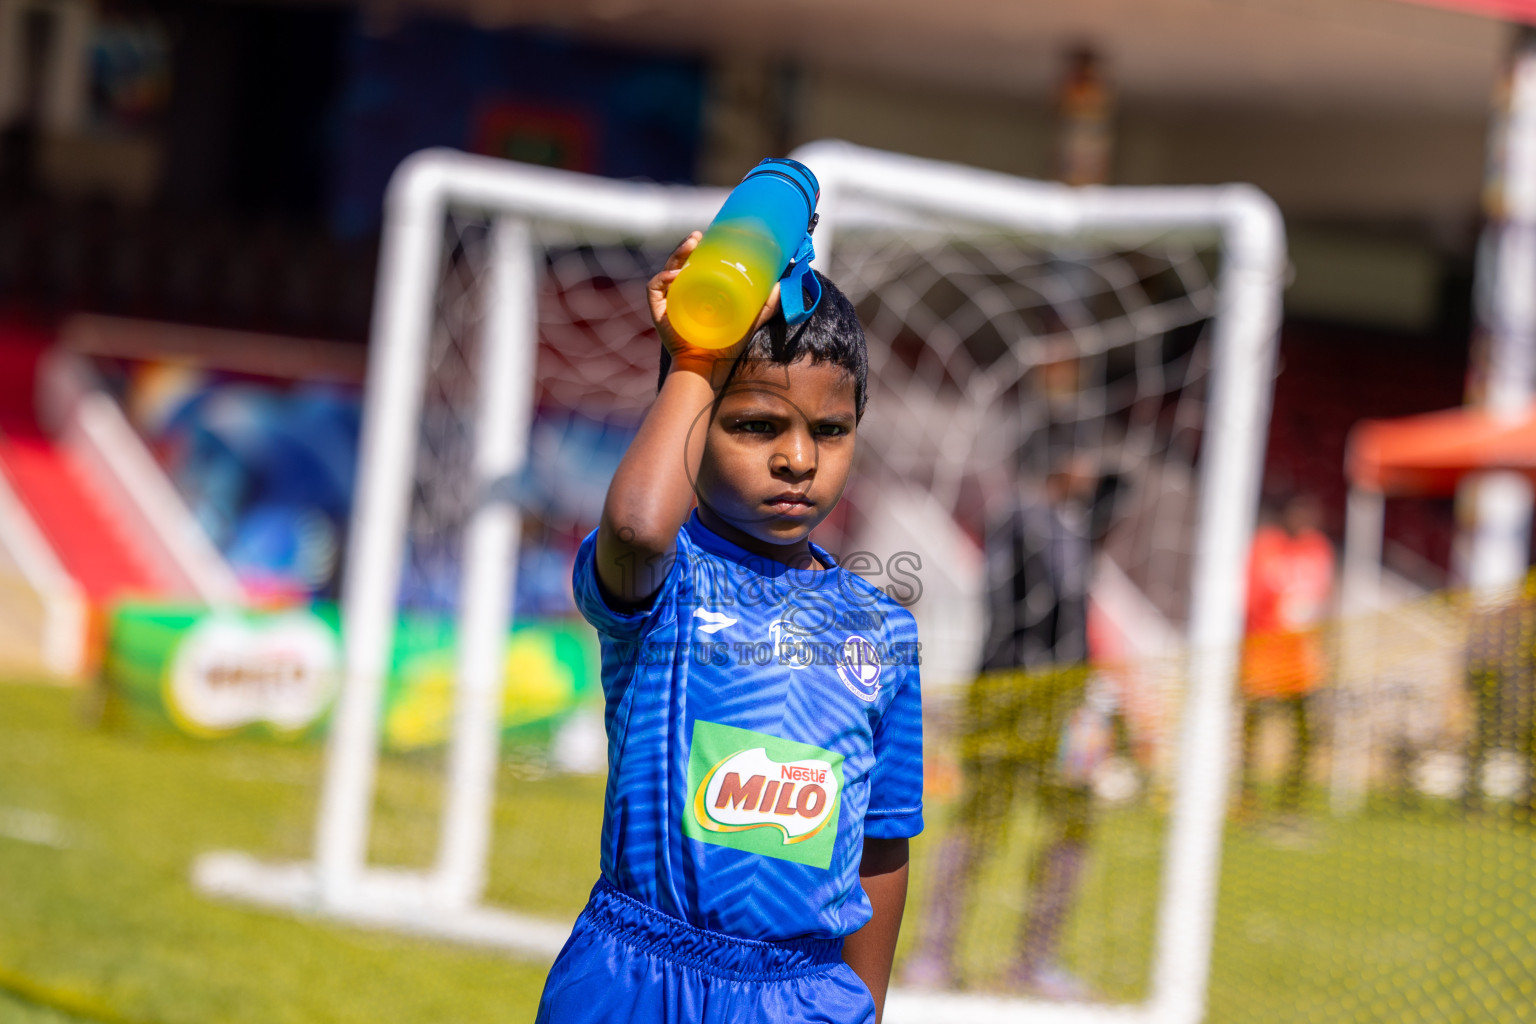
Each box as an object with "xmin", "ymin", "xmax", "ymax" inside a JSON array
[{"xmin": 693, "ymin": 356, "xmax": 858, "ymax": 559}]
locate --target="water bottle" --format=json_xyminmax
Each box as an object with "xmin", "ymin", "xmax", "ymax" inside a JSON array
[{"xmin": 668, "ymin": 157, "xmax": 822, "ymax": 350}]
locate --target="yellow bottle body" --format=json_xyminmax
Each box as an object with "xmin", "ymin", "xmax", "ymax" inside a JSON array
[{"xmin": 667, "ymin": 224, "xmax": 784, "ymax": 351}]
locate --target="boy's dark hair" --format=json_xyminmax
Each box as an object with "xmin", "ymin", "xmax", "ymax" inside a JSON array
[{"xmin": 658, "ymin": 269, "xmax": 869, "ymax": 420}]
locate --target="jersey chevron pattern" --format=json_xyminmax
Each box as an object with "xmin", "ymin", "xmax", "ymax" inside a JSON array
[{"xmin": 572, "ymin": 512, "xmax": 924, "ymax": 941}]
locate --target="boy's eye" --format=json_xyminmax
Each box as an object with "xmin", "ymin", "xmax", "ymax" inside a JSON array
[
  {"xmin": 815, "ymin": 423, "xmax": 850, "ymax": 438},
  {"xmin": 737, "ymin": 420, "xmax": 774, "ymax": 434}
]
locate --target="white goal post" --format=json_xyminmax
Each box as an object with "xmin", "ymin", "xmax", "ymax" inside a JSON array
[{"xmin": 193, "ymin": 140, "xmax": 1284, "ymax": 1024}]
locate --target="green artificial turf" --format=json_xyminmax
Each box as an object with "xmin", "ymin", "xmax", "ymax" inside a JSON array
[
  {"xmin": 0, "ymin": 989, "xmax": 88, "ymax": 1024},
  {"xmin": 0, "ymin": 682, "xmax": 597, "ymax": 1024},
  {"xmin": 2, "ymin": 680, "xmax": 1534, "ymax": 1023}
]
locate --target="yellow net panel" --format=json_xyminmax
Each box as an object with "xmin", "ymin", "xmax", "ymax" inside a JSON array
[{"xmin": 903, "ymin": 577, "xmax": 1536, "ymax": 1018}]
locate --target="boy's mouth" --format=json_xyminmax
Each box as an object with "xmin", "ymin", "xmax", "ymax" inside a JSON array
[{"xmin": 765, "ymin": 492, "xmax": 815, "ymax": 516}]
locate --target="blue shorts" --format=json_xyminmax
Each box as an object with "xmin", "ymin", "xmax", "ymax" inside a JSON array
[{"xmin": 535, "ymin": 880, "xmax": 876, "ymax": 1024}]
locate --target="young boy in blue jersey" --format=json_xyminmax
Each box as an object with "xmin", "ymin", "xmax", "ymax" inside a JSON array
[{"xmin": 536, "ymin": 231, "xmax": 924, "ymax": 1024}]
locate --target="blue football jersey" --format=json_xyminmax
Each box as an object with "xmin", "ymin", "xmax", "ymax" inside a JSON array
[{"xmin": 571, "ymin": 511, "xmax": 924, "ymax": 941}]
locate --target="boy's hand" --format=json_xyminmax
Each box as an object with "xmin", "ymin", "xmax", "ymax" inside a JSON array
[{"xmin": 649, "ymin": 231, "xmax": 781, "ymax": 374}]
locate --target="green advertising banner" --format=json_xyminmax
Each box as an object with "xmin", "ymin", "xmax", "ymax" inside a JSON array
[{"xmin": 101, "ymin": 603, "xmax": 598, "ymax": 751}]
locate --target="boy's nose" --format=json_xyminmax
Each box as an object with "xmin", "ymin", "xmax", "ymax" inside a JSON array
[{"xmin": 771, "ymin": 431, "xmax": 815, "ymax": 477}]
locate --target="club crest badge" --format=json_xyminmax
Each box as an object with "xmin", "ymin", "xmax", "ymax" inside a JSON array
[{"xmin": 837, "ymin": 635, "xmax": 882, "ymax": 703}]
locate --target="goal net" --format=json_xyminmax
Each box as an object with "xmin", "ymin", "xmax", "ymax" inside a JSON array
[{"xmin": 194, "ymin": 142, "xmax": 1284, "ymax": 1024}]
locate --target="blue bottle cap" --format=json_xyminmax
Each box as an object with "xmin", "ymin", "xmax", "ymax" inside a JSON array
[{"xmin": 743, "ymin": 157, "xmax": 820, "ymax": 229}]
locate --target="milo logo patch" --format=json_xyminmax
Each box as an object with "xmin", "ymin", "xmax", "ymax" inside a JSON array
[{"xmin": 684, "ymin": 721, "xmax": 844, "ymax": 868}]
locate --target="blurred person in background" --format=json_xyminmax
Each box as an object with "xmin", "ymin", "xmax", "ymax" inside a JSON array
[
  {"xmin": 903, "ymin": 448, "xmax": 1115, "ymax": 999},
  {"xmin": 1237, "ymin": 492, "xmax": 1335, "ymax": 822},
  {"xmin": 1055, "ymin": 47, "xmax": 1113, "ymax": 188},
  {"xmin": 1461, "ymin": 580, "xmax": 1536, "ymax": 819}
]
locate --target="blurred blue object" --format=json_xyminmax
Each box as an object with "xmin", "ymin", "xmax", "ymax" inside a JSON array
[
  {"xmin": 523, "ymin": 409, "xmax": 634, "ymax": 524},
  {"xmin": 159, "ymin": 384, "xmax": 359, "ymax": 598},
  {"xmin": 226, "ymin": 503, "xmax": 340, "ymax": 595},
  {"xmin": 515, "ymin": 542, "xmax": 575, "ymax": 618},
  {"xmin": 156, "ymin": 379, "xmax": 629, "ymax": 609}
]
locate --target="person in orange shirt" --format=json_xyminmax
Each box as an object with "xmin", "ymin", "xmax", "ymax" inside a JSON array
[{"xmin": 1239, "ymin": 493, "xmax": 1335, "ymax": 817}]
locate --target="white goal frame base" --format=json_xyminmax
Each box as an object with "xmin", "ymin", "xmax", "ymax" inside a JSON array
[
  {"xmin": 193, "ymin": 851, "xmax": 572, "ymax": 957},
  {"xmin": 193, "ymin": 141, "xmax": 1285, "ymax": 1024}
]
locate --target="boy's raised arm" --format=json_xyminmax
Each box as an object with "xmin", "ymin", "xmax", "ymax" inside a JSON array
[{"xmin": 594, "ymin": 232, "xmax": 778, "ymax": 606}]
